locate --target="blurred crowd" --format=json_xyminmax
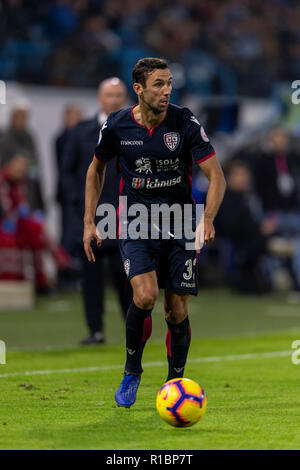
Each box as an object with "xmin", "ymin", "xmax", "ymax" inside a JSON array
[
  {"xmin": 193, "ymin": 126, "xmax": 300, "ymax": 300},
  {"xmin": 214, "ymin": 129, "xmax": 300, "ymax": 299},
  {"xmin": 1, "ymin": 0, "xmax": 300, "ymax": 97},
  {"xmin": 0, "ymin": 102, "xmax": 70, "ymax": 292}
]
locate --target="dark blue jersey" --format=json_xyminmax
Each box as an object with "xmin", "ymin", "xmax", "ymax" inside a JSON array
[{"xmin": 94, "ymin": 104, "xmax": 215, "ymax": 209}]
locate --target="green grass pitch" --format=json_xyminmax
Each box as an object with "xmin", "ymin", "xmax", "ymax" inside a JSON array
[{"xmin": 0, "ymin": 288, "xmax": 300, "ymax": 450}]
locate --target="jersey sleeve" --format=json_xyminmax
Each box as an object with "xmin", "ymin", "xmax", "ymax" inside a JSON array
[
  {"xmin": 94, "ymin": 115, "xmax": 117, "ymax": 163},
  {"xmin": 184, "ymin": 109, "xmax": 216, "ymax": 164}
]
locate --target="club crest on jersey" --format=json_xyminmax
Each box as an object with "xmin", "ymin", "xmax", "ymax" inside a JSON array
[{"xmin": 164, "ymin": 132, "xmax": 180, "ymax": 151}]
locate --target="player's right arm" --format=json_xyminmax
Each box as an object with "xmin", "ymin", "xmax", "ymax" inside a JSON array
[
  {"xmin": 83, "ymin": 116, "xmax": 117, "ymax": 262},
  {"xmin": 83, "ymin": 157, "xmax": 106, "ymax": 262}
]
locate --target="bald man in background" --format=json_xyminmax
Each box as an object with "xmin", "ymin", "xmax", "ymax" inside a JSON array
[{"xmin": 61, "ymin": 78, "xmax": 132, "ymax": 345}]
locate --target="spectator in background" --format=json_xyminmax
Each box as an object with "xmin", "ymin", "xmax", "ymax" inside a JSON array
[
  {"xmin": 0, "ymin": 101, "xmax": 44, "ymax": 211},
  {"xmin": 49, "ymin": 13, "xmax": 121, "ymax": 87},
  {"xmin": 55, "ymin": 103, "xmax": 83, "ymax": 257},
  {"xmin": 0, "ymin": 153, "xmax": 70, "ymax": 292},
  {"xmin": 254, "ymin": 127, "xmax": 300, "ymax": 295},
  {"xmin": 254, "ymin": 128, "xmax": 300, "ymax": 214},
  {"xmin": 215, "ymin": 160, "xmax": 276, "ymax": 293},
  {"xmin": 61, "ymin": 77, "xmax": 132, "ymax": 345},
  {"xmin": 46, "ymin": 0, "xmax": 84, "ymax": 42}
]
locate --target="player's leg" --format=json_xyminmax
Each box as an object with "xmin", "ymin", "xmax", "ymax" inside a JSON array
[
  {"xmin": 164, "ymin": 291, "xmax": 191, "ymax": 381},
  {"xmin": 109, "ymin": 248, "xmax": 133, "ymax": 319},
  {"xmin": 162, "ymin": 236, "xmax": 197, "ymax": 381},
  {"xmin": 115, "ymin": 271, "xmax": 158, "ymax": 407},
  {"xmin": 124, "ymin": 271, "xmax": 158, "ymax": 374},
  {"xmin": 80, "ymin": 245, "xmax": 105, "ymax": 344}
]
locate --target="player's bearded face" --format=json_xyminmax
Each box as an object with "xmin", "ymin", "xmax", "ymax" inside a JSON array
[{"xmin": 140, "ymin": 69, "xmax": 172, "ymax": 114}]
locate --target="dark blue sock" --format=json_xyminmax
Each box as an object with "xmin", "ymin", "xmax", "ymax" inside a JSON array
[
  {"xmin": 166, "ymin": 317, "xmax": 191, "ymax": 381},
  {"xmin": 124, "ymin": 301, "xmax": 152, "ymax": 376}
]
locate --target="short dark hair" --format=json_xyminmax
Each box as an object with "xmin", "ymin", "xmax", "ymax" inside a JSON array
[{"xmin": 132, "ymin": 57, "xmax": 169, "ymax": 87}]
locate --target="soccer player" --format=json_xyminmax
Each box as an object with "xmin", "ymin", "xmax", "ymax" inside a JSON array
[{"xmin": 84, "ymin": 58, "xmax": 226, "ymax": 407}]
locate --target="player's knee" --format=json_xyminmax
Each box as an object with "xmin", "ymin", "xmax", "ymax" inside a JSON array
[
  {"xmin": 165, "ymin": 303, "xmax": 187, "ymax": 324},
  {"xmin": 134, "ymin": 289, "xmax": 158, "ymax": 310}
]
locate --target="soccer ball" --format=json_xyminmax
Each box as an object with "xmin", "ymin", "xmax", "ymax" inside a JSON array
[{"xmin": 156, "ymin": 378, "xmax": 207, "ymax": 428}]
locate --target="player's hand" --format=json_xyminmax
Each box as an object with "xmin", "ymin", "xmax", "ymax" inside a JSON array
[
  {"xmin": 195, "ymin": 215, "xmax": 215, "ymax": 254},
  {"xmin": 204, "ymin": 216, "xmax": 215, "ymax": 245},
  {"xmin": 83, "ymin": 222, "xmax": 102, "ymax": 262}
]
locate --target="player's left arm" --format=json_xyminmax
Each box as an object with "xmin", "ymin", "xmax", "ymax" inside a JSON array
[
  {"xmin": 196, "ymin": 155, "xmax": 226, "ymax": 251},
  {"xmin": 184, "ymin": 109, "xmax": 226, "ymax": 251}
]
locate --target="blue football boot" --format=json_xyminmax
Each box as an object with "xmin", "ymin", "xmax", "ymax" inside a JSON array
[{"xmin": 115, "ymin": 374, "xmax": 141, "ymax": 408}]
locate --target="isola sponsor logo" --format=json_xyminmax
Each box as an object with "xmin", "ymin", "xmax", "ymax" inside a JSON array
[
  {"xmin": 132, "ymin": 175, "xmax": 182, "ymax": 189},
  {"xmin": 134, "ymin": 157, "xmax": 179, "ymax": 174},
  {"xmin": 157, "ymin": 157, "xmax": 179, "ymax": 172}
]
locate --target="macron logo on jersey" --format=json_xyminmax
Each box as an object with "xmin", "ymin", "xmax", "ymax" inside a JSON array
[{"xmin": 121, "ymin": 140, "xmax": 143, "ymax": 146}]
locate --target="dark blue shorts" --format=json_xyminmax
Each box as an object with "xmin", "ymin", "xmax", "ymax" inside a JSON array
[{"xmin": 119, "ymin": 237, "xmax": 198, "ymax": 295}]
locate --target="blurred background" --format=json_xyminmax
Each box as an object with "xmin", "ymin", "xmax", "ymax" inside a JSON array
[{"xmin": 1, "ymin": 0, "xmax": 300, "ymax": 349}]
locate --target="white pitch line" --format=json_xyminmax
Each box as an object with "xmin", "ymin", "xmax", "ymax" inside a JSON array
[
  {"xmin": 0, "ymin": 350, "xmax": 291, "ymax": 379},
  {"xmin": 8, "ymin": 344, "xmax": 79, "ymax": 352}
]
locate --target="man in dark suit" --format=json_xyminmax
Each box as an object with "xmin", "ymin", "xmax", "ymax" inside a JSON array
[
  {"xmin": 254, "ymin": 128, "xmax": 300, "ymax": 214},
  {"xmin": 61, "ymin": 78, "xmax": 132, "ymax": 344},
  {"xmin": 55, "ymin": 104, "xmax": 83, "ymax": 257}
]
